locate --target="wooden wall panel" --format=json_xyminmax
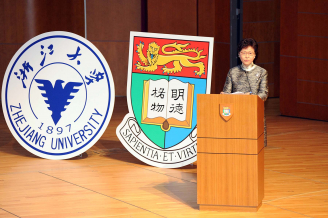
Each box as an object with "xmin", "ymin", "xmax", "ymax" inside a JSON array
[
  {"xmin": 243, "ymin": 0, "xmax": 280, "ymax": 97},
  {"xmin": 199, "ymin": 0, "xmax": 230, "ymax": 94},
  {"xmin": 297, "ymin": 103, "xmax": 328, "ymax": 121},
  {"xmin": 0, "ymin": 0, "xmax": 84, "ymax": 43},
  {"xmin": 256, "ymin": 42, "xmax": 275, "ymax": 64},
  {"xmin": 0, "ymin": 0, "xmax": 28, "ymax": 82},
  {"xmin": 0, "ymin": 0, "xmax": 31, "ymax": 43},
  {"xmin": 298, "ymin": 59, "xmax": 328, "ymax": 82},
  {"xmin": 213, "ymin": 43, "xmax": 230, "ymax": 93},
  {"xmin": 0, "ymin": 44, "xmax": 22, "ymax": 82},
  {"xmin": 281, "ymin": 0, "xmax": 328, "ymax": 121},
  {"xmin": 280, "ymin": 0, "xmax": 298, "ymax": 56},
  {"xmin": 280, "ymin": 0, "xmax": 298, "ymax": 116},
  {"xmin": 92, "ymin": 42, "xmax": 130, "ymax": 96},
  {"xmin": 87, "ymin": 0, "xmax": 142, "ymax": 41},
  {"xmin": 243, "ymin": 22, "xmax": 275, "ymax": 42},
  {"xmin": 0, "ymin": 0, "xmax": 4, "ymax": 43},
  {"xmin": 297, "ymin": 81, "xmax": 328, "ymax": 106},
  {"xmin": 148, "ymin": 0, "xmax": 197, "ymax": 36},
  {"xmin": 280, "ymin": 56, "xmax": 297, "ymax": 116},
  {"xmin": 298, "ymin": 0, "xmax": 328, "ymax": 13},
  {"xmin": 86, "ymin": 0, "xmax": 143, "ymax": 96},
  {"xmin": 298, "ymin": 36, "xmax": 328, "ymax": 60},
  {"xmin": 274, "ymin": 0, "xmax": 280, "ymax": 41},
  {"xmin": 298, "ymin": 14, "xmax": 328, "ymax": 37},
  {"xmin": 198, "ymin": 0, "xmax": 215, "ymax": 38},
  {"xmin": 274, "ymin": 0, "xmax": 280, "ymax": 97},
  {"xmin": 213, "ymin": 0, "xmax": 230, "ymax": 94},
  {"xmin": 32, "ymin": 0, "xmax": 84, "ymax": 37},
  {"xmin": 267, "ymin": 84, "xmax": 274, "ymax": 97},
  {"xmin": 243, "ymin": 0, "xmax": 274, "ymax": 22},
  {"xmin": 0, "ymin": 0, "xmax": 84, "ymax": 91},
  {"xmin": 273, "ymin": 41, "xmax": 280, "ymax": 96},
  {"xmin": 214, "ymin": 0, "xmax": 230, "ymax": 44}
]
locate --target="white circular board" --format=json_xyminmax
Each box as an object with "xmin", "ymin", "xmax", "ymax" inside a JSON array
[{"xmin": 2, "ymin": 31, "xmax": 115, "ymax": 159}]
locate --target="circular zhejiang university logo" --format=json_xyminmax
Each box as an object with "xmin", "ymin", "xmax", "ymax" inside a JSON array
[{"xmin": 2, "ymin": 31, "xmax": 115, "ymax": 159}]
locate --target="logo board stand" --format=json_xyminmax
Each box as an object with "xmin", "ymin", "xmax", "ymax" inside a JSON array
[{"xmin": 197, "ymin": 94, "xmax": 264, "ymax": 212}]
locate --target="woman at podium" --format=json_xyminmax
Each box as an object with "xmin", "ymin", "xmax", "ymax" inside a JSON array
[{"xmin": 221, "ymin": 38, "xmax": 268, "ymax": 146}]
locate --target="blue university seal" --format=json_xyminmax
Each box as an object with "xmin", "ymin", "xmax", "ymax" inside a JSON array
[{"xmin": 1, "ymin": 31, "xmax": 115, "ymax": 159}]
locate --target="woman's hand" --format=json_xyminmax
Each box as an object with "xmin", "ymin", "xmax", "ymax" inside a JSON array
[{"xmin": 220, "ymin": 91, "xmax": 225, "ymax": 94}]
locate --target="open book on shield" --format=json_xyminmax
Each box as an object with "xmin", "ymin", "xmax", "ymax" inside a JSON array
[{"xmin": 141, "ymin": 79, "xmax": 194, "ymax": 131}]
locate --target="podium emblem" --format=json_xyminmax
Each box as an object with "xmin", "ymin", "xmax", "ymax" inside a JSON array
[
  {"xmin": 116, "ymin": 32, "xmax": 213, "ymax": 168},
  {"xmin": 220, "ymin": 104, "xmax": 234, "ymax": 121}
]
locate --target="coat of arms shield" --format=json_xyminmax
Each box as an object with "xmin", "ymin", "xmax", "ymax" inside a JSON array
[
  {"xmin": 116, "ymin": 32, "xmax": 213, "ymax": 168},
  {"xmin": 220, "ymin": 104, "xmax": 234, "ymax": 122}
]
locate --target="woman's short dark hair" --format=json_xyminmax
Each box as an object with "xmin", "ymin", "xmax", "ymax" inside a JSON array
[{"xmin": 238, "ymin": 38, "xmax": 258, "ymax": 56}]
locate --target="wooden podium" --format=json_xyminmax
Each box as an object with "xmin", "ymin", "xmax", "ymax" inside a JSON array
[{"xmin": 197, "ymin": 94, "xmax": 264, "ymax": 212}]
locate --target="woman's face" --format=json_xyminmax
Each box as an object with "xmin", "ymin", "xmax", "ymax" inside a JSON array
[{"xmin": 239, "ymin": 46, "xmax": 256, "ymax": 67}]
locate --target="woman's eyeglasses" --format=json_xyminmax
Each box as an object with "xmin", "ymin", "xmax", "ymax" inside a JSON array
[{"xmin": 240, "ymin": 52, "xmax": 255, "ymax": 57}]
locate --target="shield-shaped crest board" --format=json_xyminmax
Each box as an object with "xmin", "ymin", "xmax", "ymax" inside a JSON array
[
  {"xmin": 220, "ymin": 104, "xmax": 234, "ymax": 122},
  {"xmin": 116, "ymin": 32, "xmax": 213, "ymax": 168}
]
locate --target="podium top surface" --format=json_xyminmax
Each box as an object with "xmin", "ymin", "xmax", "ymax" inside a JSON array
[{"xmin": 197, "ymin": 94, "xmax": 264, "ymax": 139}]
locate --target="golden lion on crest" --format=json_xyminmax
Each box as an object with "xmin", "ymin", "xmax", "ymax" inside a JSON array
[{"xmin": 135, "ymin": 41, "xmax": 206, "ymax": 76}]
